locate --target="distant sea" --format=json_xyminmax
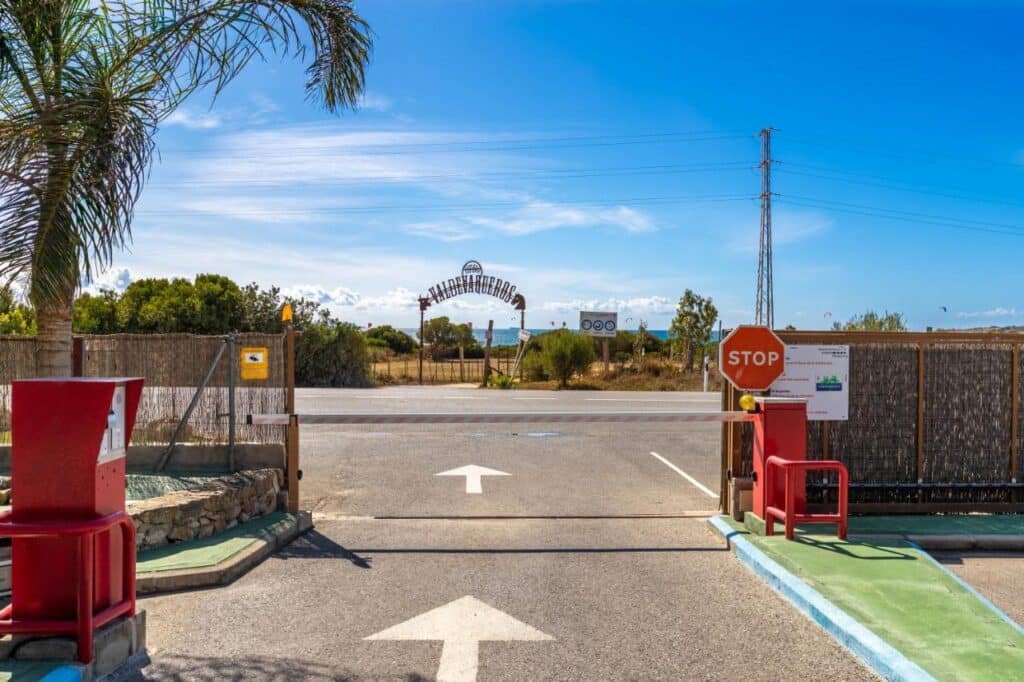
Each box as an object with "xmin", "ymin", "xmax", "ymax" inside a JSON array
[{"xmin": 400, "ymin": 327, "xmax": 684, "ymax": 346}]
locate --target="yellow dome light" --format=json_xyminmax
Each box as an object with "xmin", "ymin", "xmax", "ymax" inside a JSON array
[{"xmin": 738, "ymin": 394, "xmax": 757, "ymax": 412}]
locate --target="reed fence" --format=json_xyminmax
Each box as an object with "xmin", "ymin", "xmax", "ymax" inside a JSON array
[
  {"xmin": 1, "ymin": 334, "xmax": 285, "ymax": 447},
  {"xmin": 723, "ymin": 331, "xmax": 1024, "ymax": 513}
]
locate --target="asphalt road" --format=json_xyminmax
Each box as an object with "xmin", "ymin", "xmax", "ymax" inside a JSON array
[
  {"xmin": 932, "ymin": 551, "xmax": 1024, "ymax": 625},
  {"xmin": 134, "ymin": 386, "xmax": 874, "ymax": 680}
]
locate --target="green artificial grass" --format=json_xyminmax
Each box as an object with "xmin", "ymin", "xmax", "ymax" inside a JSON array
[
  {"xmin": 137, "ymin": 512, "xmax": 292, "ymax": 573},
  {"xmin": 726, "ymin": 518, "xmax": 1024, "ymax": 680}
]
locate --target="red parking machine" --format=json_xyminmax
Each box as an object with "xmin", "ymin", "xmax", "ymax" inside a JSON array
[{"xmin": 2, "ymin": 378, "xmax": 143, "ymax": 662}]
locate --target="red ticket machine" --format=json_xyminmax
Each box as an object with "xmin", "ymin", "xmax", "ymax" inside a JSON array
[
  {"xmin": 3, "ymin": 378, "xmax": 143, "ymax": 662},
  {"xmin": 751, "ymin": 398, "xmax": 808, "ymax": 519}
]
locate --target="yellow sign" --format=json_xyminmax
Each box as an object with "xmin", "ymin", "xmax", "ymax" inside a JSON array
[{"xmin": 240, "ymin": 347, "xmax": 269, "ymax": 381}]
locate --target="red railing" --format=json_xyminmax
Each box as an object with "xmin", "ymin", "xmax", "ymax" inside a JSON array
[
  {"xmin": 0, "ymin": 511, "xmax": 136, "ymax": 663},
  {"xmin": 765, "ymin": 456, "xmax": 848, "ymax": 540}
]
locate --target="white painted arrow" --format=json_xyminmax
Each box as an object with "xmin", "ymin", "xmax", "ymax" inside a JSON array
[
  {"xmin": 365, "ymin": 596, "xmax": 553, "ymax": 682},
  {"xmin": 435, "ymin": 465, "xmax": 510, "ymax": 494}
]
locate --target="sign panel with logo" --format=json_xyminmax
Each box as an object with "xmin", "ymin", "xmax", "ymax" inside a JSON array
[
  {"xmin": 579, "ymin": 311, "xmax": 618, "ymax": 338},
  {"xmin": 240, "ymin": 347, "xmax": 269, "ymax": 381},
  {"xmin": 518, "ymin": 329, "xmax": 532, "ymax": 343},
  {"xmin": 771, "ymin": 345, "xmax": 850, "ymax": 421}
]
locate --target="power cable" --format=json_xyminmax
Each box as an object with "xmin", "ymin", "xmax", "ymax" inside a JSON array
[{"xmin": 136, "ymin": 193, "xmax": 757, "ymax": 217}]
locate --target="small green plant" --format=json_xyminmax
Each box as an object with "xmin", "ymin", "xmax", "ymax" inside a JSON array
[{"xmin": 489, "ymin": 374, "xmax": 515, "ymax": 389}]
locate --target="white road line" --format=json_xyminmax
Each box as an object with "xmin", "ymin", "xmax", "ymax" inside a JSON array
[
  {"xmin": 649, "ymin": 451, "xmax": 719, "ymax": 498},
  {"xmin": 511, "ymin": 397, "xmax": 557, "ymax": 400}
]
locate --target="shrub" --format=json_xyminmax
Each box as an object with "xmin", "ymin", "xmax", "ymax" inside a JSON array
[
  {"xmin": 489, "ymin": 374, "xmax": 514, "ymax": 389},
  {"xmin": 541, "ymin": 331, "xmax": 596, "ymax": 388},
  {"xmin": 522, "ymin": 350, "xmax": 547, "ymax": 381},
  {"xmin": 296, "ymin": 321, "xmax": 372, "ymax": 387},
  {"xmin": 365, "ymin": 325, "xmax": 417, "ymax": 355}
]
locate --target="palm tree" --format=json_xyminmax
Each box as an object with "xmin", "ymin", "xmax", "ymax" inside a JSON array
[{"xmin": 0, "ymin": 1, "xmax": 371, "ymax": 375}]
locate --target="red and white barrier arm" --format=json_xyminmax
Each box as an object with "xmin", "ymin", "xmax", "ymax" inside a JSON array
[{"xmin": 247, "ymin": 411, "xmax": 756, "ymax": 426}]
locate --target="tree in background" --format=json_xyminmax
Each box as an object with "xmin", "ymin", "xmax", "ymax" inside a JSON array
[
  {"xmin": 669, "ymin": 289, "xmax": 718, "ymax": 370},
  {"xmin": 422, "ymin": 316, "xmax": 479, "ymax": 360},
  {"xmin": 0, "ymin": 1, "xmax": 371, "ymax": 375},
  {"xmin": 834, "ymin": 310, "xmax": 907, "ymax": 332},
  {"xmin": 366, "ymin": 325, "xmax": 417, "ymax": 355},
  {"xmin": 295, "ymin": 321, "xmax": 372, "ymax": 388},
  {"xmin": 72, "ymin": 290, "xmax": 119, "ymax": 334},
  {"xmin": 0, "ymin": 287, "xmax": 35, "ymax": 335},
  {"xmin": 542, "ymin": 330, "xmax": 596, "ymax": 388}
]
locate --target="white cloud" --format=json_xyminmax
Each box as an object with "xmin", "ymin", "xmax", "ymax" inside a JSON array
[
  {"xmin": 540, "ymin": 296, "xmax": 675, "ymax": 316},
  {"xmin": 158, "ymin": 123, "xmax": 656, "ymax": 238},
  {"xmin": 163, "ymin": 109, "xmax": 222, "ymax": 130},
  {"xmin": 284, "ymin": 284, "xmax": 359, "ymax": 306},
  {"xmin": 956, "ymin": 307, "xmax": 1020, "ymax": 319},
  {"xmin": 177, "ymin": 196, "xmax": 351, "ymax": 224},
  {"xmin": 467, "ymin": 201, "xmax": 656, "ymax": 237},
  {"xmin": 403, "ymin": 222, "xmax": 479, "ymax": 242},
  {"xmin": 82, "ymin": 267, "xmax": 133, "ymax": 294},
  {"xmin": 353, "ymin": 288, "xmax": 419, "ymax": 311},
  {"xmin": 358, "ymin": 92, "xmax": 392, "ymax": 112}
]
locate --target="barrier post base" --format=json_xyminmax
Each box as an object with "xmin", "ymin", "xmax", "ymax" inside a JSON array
[{"xmin": 0, "ymin": 611, "xmax": 146, "ymax": 678}]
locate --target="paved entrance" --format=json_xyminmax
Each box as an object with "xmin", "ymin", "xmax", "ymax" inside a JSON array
[{"xmin": 132, "ymin": 387, "xmax": 874, "ymax": 680}]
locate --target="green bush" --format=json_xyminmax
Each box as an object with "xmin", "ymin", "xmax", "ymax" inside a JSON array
[
  {"xmin": 365, "ymin": 324, "xmax": 416, "ymax": 354},
  {"xmin": 296, "ymin": 321, "xmax": 372, "ymax": 387},
  {"xmin": 541, "ymin": 330, "xmax": 596, "ymax": 387},
  {"xmin": 521, "ymin": 350, "xmax": 547, "ymax": 381},
  {"xmin": 489, "ymin": 374, "xmax": 514, "ymax": 389}
]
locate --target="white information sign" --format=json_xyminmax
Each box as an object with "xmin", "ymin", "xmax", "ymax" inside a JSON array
[
  {"xmin": 771, "ymin": 345, "xmax": 850, "ymax": 421},
  {"xmin": 579, "ymin": 311, "xmax": 618, "ymax": 338}
]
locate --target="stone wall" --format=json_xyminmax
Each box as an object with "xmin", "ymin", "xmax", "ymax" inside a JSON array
[{"xmin": 128, "ymin": 468, "xmax": 283, "ymax": 550}]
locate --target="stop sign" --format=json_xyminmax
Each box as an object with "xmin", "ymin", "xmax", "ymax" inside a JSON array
[{"xmin": 719, "ymin": 325, "xmax": 785, "ymax": 390}]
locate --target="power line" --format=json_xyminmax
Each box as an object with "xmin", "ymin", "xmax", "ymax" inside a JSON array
[
  {"xmin": 775, "ymin": 195, "xmax": 1024, "ymax": 238},
  {"xmin": 136, "ymin": 193, "xmax": 757, "ymax": 217},
  {"xmin": 778, "ymin": 131, "xmax": 1024, "ymax": 172},
  {"xmin": 156, "ymin": 131, "xmax": 754, "ymax": 157},
  {"xmin": 776, "ymin": 162, "xmax": 1024, "ymax": 209},
  {"xmin": 145, "ymin": 161, "xmax": 755, "ymax": 189}
]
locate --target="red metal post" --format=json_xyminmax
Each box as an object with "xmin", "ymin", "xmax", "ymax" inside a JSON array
[{"xmin": 77, "ymin": 535, "xmax": 94, "ymax": 662}]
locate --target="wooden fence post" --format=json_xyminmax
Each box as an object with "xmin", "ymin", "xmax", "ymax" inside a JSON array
[{"xmin": 285, "ymin": 323, "xmax": 299, "ymax": 513}]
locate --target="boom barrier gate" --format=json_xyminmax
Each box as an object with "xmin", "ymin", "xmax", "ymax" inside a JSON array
[{"xmin": 249, "ymin": 398, "xmax": 847, "ymax": 535}]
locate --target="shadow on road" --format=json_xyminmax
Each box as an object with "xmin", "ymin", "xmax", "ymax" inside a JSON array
[
  {"xmin": 276, "ymin": 531, "xmax": 373, "ymax": 568},
  {"xmin": 120, "ymin": 652, "xmax": 429, "ymax": 681},
  {"xmin": 273, "ymin": 531, "xmax": 725, "ymax": 570}
]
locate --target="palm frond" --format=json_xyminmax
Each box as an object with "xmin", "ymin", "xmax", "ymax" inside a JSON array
[{"xmin": 0, "ymin": 0, "xmax": 372, "ymax": 307}]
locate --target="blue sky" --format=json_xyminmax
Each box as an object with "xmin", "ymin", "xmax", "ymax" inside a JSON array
[{"xmin": 102, "ymin": 0, "xmax": 1024, "ymax": 330}]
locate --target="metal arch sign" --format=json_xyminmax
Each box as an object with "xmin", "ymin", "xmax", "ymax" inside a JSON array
[{"xmin": 423, "ymin": 261, "xmax": 526, "ymax": 310}]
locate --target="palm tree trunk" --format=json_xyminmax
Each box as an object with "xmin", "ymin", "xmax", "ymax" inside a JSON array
[{"xmin": 35, "ymin": 295, "xmax": 73, "ymax": 376}]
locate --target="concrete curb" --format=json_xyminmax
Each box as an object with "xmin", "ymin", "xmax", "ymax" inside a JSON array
[
  {"xmin": 136, "ymin": 511, "xmax": 313, "ymax": 594},
  {"xmin": 707, "ymin": 515, "xmax": 933, "ymax": 682},
  {"xmin": 907, "ymin": 541, "xmax": 1024, "ymax": 637}
]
